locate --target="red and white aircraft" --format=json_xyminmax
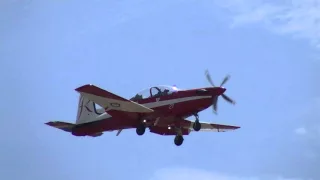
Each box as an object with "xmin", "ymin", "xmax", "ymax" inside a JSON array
[{"xmin": 45, "ymin": 70, "xmax": 240, "ymax": 146}]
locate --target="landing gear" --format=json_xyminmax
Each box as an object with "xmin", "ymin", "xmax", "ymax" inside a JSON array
[
  {"xmin": 174, "ymin": 135, "xmax": 184, "ymax": 146},
  {"xmin": 192, "ymin": 113, "xmax": 201, "ymax": 131},
  {"xmin": 173, "ymin": 127, "xmax": 184, "ymax": 146},
  {"xmin": 136, "ymin": 123, "xmax": 146, "ymax": 135}
]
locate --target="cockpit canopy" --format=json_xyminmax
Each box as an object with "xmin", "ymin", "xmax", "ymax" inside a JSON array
[{"xmin": 130, "ymin": 85, "xmax": 180, "ymax": 101}]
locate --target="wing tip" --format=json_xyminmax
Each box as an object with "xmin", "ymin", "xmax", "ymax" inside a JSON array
[{"xmin": 227, "ymin": 126, "xmax": 240, "ymax": 131}]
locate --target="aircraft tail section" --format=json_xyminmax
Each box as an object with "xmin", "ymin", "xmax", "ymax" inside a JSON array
[
  {"xmin": 45, "ymin": 121, "xmax": 103, "ymax": 137},
  {"xmin": 75, "ymin": 84, "xmax": 154, "ymax": 113},
  {"xmin": 76, "ymin": 93, "xmax": 104, "ymax": 124},
  {"xmin": 45, "ymin": 121, "xmax": 74, "ymax": 132}
]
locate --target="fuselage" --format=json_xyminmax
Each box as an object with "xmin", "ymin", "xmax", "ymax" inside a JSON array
[{"xmin": 72, "ymin": 87, "xmax": 225, "ymax": 136}]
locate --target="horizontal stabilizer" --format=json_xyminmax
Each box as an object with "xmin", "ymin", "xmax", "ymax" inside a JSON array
[
  {"xmin": 45, "ymin": 121, "xmax": 75, "ymax": 132},
  {"xmin": 75, "ymin": 84, "xmax": 154, "ymax": 113},
  {"xmin": 45, "ymin": 121, "xmax": 103, "ymax": 137}
]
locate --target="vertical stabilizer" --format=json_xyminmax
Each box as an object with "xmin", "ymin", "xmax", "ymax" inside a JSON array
[{"xmin": 76, "ymin": 94, "xmax": 104, "ymax": 124}]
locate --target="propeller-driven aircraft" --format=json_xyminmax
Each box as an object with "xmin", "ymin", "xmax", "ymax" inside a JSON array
[{"xmin": 45, "ymin": 70, "xmax": 240, "ymax": 146}]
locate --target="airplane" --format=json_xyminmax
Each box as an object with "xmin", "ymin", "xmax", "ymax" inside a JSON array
[{"xmin": 45, "ymin": 70, "xmax": 240, "ymax": 146}]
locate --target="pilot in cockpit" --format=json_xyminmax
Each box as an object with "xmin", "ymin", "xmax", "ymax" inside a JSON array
[
  {"xmin": 154, "ymin": 89, "xmax": 162, "ymax": 97},
  {"xmin": 152, "ymin": 87, "xmax": 170, "ymax": 98},
  {"xmin": 162, "ymin": 88, "xmax": 170, "ymax": 95}
]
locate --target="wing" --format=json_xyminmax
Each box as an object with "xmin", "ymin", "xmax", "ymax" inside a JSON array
[
  {"xmin": 182, "ymin": 119, "xmax": 240, "ymax": 132},
  {"xmin": 149, "ymin": 126, "xmax": 191, "ymax": 136},
  {"xmin": 45, "ymin": 121, "xmax": 103, "ymax": 137},
  {"xmin": 75, "ymin": 84, "xmax": 154, "ymax": 118},
  {"xmin": 148, "ymin": 118, "xmax": 239, "ymax": 136}
]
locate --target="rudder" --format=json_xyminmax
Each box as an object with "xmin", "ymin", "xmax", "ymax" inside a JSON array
[{"xmin": 76, "ymin": 94, "xmax": 104, "ymax": 124}]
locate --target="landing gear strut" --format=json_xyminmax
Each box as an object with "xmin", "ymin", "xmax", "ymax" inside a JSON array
[
  {"xmin": 136, "ymin": 123, "xmax": 146, "ymax": 135},
  {"xmin": 174, "ymin": 135, "xmax": 184, "ymax": 146},
  {"xmin": 193, "ymin": 113, "xmax": 201, "ymax": 131}
]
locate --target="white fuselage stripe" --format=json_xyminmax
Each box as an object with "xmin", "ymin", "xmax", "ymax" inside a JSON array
[
  {"xmin": 92, "ymin": 96, "xmax": 211, "ymax": 121},
  {"xmin": 142, "ymin": 96, "xmax": 211, "ymax": 108}
]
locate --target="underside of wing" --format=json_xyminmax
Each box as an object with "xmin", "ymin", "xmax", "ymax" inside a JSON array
[
  {"xmin": 180, "ymin": 119, "xmax": 240, "ymax": 132},
  {"xmin": 149, "ymin": 126, "xmax": 190, "ymax": 136},
  {"xmin": 148, "ymin": 117, "xmax": 239, "ymax": 136},
  {"xmin": 192, "ymin": 122, "xmax": 240, "ymax": 132}
]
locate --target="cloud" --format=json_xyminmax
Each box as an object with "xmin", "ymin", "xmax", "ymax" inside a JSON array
[
  {"xmin": 149, "ymin": 167, "xmax": 307, "ymax": 180},
  {"xmin": 286, "ymin": 96, "xmax": 320, "ymax": 176},
  {"xmin": 296, "ymin": 97, "xmax": 320, "ymax": 139},
  {"xmin": 215, "ymin": 0, "xmax": 320, "ymax": 49},
  {"xmin": 294, "ymin": 127, "xmax": 307, "ymax": 135}
]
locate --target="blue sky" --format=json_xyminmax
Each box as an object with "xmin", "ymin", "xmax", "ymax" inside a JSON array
[{"xmin": 1, "ymin": 0, "xmax": 319, "ymax": 179}]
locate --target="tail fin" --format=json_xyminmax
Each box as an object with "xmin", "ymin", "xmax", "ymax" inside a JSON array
[
  {"xmin": 76, "ymin": 94, "xmax": 104, "ymax": 124},
  {"xmin": 75, "ymin": 84, "xmax": 154, "ymax": 113}
]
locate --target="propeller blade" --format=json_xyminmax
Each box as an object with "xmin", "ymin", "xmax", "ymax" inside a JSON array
[
  {"xmin": 212, "ymin": 96, "xmax": 218, "ymax": 114},
  {"xmin": 220, "ymin": 75, "xmax": 230, "ymax": 87},
  {"xmin": 205, "ymin": 70, "xmax": 235, "ymax": 115},
  {"xmin": 205, "ymin": 70, "xmax": 215, "ymax": 87},
  {"xmin": 221, "ymin": 94, "xmax": 236, "ymax": 104}
]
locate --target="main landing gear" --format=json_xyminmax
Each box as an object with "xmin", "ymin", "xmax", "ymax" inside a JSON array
[
  {"xmin": 135, "ymin": 118, "xmax": 198, "ymax": 147},
  {"xmin": 136, "ymin": 123, "xmax": 146, "ymax": 136},
  {"xmin": 192, "ymin": 113, "xmax": 201, "ymax": 131},
  {"xmin": 174, "ymin": 135, "xmax": 184, "ymax": 146}
]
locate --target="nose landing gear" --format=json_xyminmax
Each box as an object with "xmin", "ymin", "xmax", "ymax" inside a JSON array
[{"xmin": 173, "ymin": 127, "xmax": 185, "ymax": 146}]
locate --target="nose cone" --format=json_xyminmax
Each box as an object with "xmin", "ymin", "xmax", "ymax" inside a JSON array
[
  {"xmin": 219, "ymin": 87, "xmax": 226, "ymax": 95},
  {"xmin": 212, "ymin": 87, "xmax": 226, "ymax": 95},
  {"xmin": 195, "ymin": 87, "xmax": 226, "ymax": 96}
]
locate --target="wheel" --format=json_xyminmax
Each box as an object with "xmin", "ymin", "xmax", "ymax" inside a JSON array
[
  {"xmin": 136, "ymin": 124, "xmax": 146, "ymax": 135},
  {"xmin": 174, "ymin": 135, "xmax": 184, "ymax": 146},
  {"xmin": 193, "ymin": 120, "xmax": 201, "ymax": 131},
  {"xmin": 136, "ymin": 126, "xmax": 145, "ymax": 135}
]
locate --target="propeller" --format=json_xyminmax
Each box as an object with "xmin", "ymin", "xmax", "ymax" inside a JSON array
[{"xmin": 205, "ymin": 70, "xmax": 236, "ymax": 114}]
